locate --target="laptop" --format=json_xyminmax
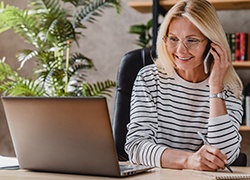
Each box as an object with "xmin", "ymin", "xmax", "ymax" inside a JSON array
[{"xmin": 1, "ymin": 96, "xmax": 153, "ymax": 177}]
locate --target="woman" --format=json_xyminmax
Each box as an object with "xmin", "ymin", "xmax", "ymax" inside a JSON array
[{"xmin": 125, "ymin": 0, "xmax": 243, "ymax": 171}]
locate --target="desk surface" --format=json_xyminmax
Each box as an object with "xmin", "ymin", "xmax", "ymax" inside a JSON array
[{"xmin": 0, "ymin": 167, "xmax": 250, "ymax": 180}]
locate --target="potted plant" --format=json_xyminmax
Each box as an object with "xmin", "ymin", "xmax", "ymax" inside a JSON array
[{"xmin": 0, "ymin": 0, "xmax": 121, "ymax": 97}]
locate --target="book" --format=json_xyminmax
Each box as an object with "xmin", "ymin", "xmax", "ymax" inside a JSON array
[
  {"xmin": 248, "ymin": 32, "xmax": 250, "ymax": 60},
  {"xmin": 226, "ymin": 33, "xmax": 236, "ymax": 61},
  {"xmin": 235, "ymin": 32, "xmax": 241, "ymax": 61},
  {"xmin": 228, "ymin": 32, "xmax": 249, "ymax": 61},
  {"xmin": 240, "ymin": 32, "xmax": 247, "ymax": 60},
  {"xmin": 231, "ymin": 33, "xmax": 236, "ymax": 61},
  {"xmin": 184, "ymin": 169, "xmax": 250, "ymax": 180},
  {"xmin": 235, "ymin": 32, "xmax": 248, "ymax": 61}
]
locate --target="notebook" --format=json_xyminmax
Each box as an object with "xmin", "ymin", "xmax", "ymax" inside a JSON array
[
  {"xmin": 184, "ymin": 169, "xmax": 250, "ymax": 179},
  {"xmin": 1, "ymin": 96, "xmax": 153, "ymax": 177}
]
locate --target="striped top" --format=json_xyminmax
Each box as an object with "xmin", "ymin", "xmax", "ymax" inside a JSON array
[{"xmin": 125, "ymin": 64, "xmax": 243, "ymax": 167}]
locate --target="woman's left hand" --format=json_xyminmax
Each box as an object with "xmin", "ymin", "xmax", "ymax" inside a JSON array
[{"xmin": 208, "ymin": 43, "xmax": 230, "ymax": 93}]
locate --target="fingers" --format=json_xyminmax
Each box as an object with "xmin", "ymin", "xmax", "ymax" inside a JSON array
[
  {"xmin": 210, "ymin": 43, "xmax": 230, "ymax": 69},
  {"xmin": 204, "ymin": 145, "xmax": 227, "ymax": 168},
  {"xmin": 208, "ymin": 43, "xmax": 230, "ymax": 90},
  {"xmin": 196, "ymin": 145, "xmax": 227, "ymax": 171}
]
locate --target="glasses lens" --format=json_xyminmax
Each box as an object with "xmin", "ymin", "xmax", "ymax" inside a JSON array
[
  {"xmin": 163, "ymin": 36, "xmax": 202, "ymax": 50},
  {"xmin": 184, "ymin": 39, "xmax": 200, "ymax": 50},
  {"xmin": 164, "ymin": 36, "xmax": 178, "ymax": 48}
]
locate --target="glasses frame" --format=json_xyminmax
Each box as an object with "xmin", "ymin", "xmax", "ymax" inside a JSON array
[{"xmin": 162, "ymin": 35, "xmax": 207, "ymax": 50}]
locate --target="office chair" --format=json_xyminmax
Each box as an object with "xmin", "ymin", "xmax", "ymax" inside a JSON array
[
  {"xmin": 112, "ymin": 47, "xmax": 155, "ymax": 161},
  {"xmin": 242, "ymin": 81, "xmax": 250, "ymax": 121},
  {"xmin": 112, "ymin": 47, "xmax": 247, "ymax": 166}
]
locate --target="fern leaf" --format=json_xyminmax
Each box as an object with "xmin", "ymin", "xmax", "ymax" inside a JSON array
[
  {"xmin": 82, "ymin": 80, "xmax": 116, "ymax": 97},
  {"xmin": 28, "ymin": 0, "xmax": 64, "ymax": 16},
  {"xmin": 0, "ymin": 4, "xmax": 43, "ymax": 48},
  {"xmin": 17, "ymin": 49, "xmax": 39, "ymax": 69},
  {"xmin": 0, "ymin": 59, "xmax": 18, "ymax": 81},
  {"xmin": 69, "ymin": 53, "xmax": 94, "ymax": 72},
  {"xmin": 65, "ymin": 53, "xmax": 95, "ymax": 89},
  {"xmin": 45, "ymin": 18, "xmax": 76, "ymax": 47},
  {"xmin": 72, "ymin": 0, "xmax": 120, "ymax": 27},
  {"xmin": 61, "ymin": 0, "xmax": 79, "ymax": 6},
  {"xmin": 1, "ymin": 78, "xmax": 45, "ymax": 97}
]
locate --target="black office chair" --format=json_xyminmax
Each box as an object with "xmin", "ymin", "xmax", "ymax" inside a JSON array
[
  {"xmin": 242, "ymin": 81, "xmax": 250, "ymax": 122},
  {"xmin": 112, "ymin": 47, "xmax": 247, "ymax": 166},
  {"xmin": 231, "ymin": 153, "xmax": 247, "ymax": 166},
  {"xmin": 112, "ymin": 47, "xmax": 155, "ymax": 161}
]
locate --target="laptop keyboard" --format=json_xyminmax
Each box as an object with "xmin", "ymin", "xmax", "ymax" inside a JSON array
[{"xmin": 120, "ymin": 164, "xmax": 135, "ymax": 171}]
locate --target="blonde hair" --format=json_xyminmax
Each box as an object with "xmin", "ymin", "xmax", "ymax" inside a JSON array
[{"xmin": 155, "ymin": 0, "xmax": 243, "ymax": 99}]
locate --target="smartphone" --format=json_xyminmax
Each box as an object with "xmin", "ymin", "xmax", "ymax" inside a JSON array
[{"xmin": 203, "ymin": 42, "xmax": 214, "ymax": 74}]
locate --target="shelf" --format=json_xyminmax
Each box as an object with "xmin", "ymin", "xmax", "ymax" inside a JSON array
[
  {"xmin": 240, "ymin": 126, "xmax": 250, "ymax": 131},
  {"xmin": 128, "ymin": 0, "xmax": 250, "ymax": 13},
  {"xmin": 232, "ymin": 61, "xmax": 250, "ymax": 68}
]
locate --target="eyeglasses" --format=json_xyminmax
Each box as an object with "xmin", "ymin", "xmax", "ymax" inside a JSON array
[{"xmin": 162, "ymin": 35, "xmax": 206, "ymax": 50}]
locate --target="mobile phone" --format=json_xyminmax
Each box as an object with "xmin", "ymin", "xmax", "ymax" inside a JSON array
[{"xmin": 203, "ymin": 42, "xmax": 214, "ymax": 74}]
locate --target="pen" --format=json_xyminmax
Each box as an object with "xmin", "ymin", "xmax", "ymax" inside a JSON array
[{"xmin": 197, "ymin": 131, "xmax": 233, "ymax": 173}]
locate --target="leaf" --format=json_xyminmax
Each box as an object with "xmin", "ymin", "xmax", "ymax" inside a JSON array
[
  {"xmin": 72, "ymin": 0, "xmax": 120, "ymax": 27},
  {"xmin": 0, "ymin": 59, "xmax": 45, "ymax": 96},
  {"xmin": 17, "ymin": 49, "xmax": 39, "ymax": 69},
  {"xmin": 0, "ymin": 5, "xmax": 41, "ymax": 46},
  {"xmin": 129, "ymin": 18, "xmax": 157, "ymax": 48},
  {"xmin": 81, "ymin": 80, "xmax": 116, "ymax": 97},
  {"xmin": 29, "ymin": 0, "xmax": 64, "ymax": 15},
  {"xmin": 5, "ymin": 78, "xmax": 45, "ymax": 96},
  {"xmin": 129, "ymin": 25, "xmax": 147, "ymax": 34},
  {"xmin": 45, "ymin": 18, "xmax": 76, "ymax": 47},
  {"xmin": 0, "ymin": 58, "xmax": 19, "ymax": 82}
]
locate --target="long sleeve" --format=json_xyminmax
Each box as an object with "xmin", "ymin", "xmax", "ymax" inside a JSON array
[
  {"xmin": 125, "ymin": 68, "xmax": 167, "ymax": 167},
  {"xmin": 125, "ymin": 64, "xmax": 243, "ymax": 167},
  {"xmin": 206, "ymin": 92, "xmax": 243, "ymax": 164}
]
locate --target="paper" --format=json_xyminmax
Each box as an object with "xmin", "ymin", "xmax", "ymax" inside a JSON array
[
  {"xmin": 184, "ymin": 169, "xmax": 250, "ymax": 180},
  {"xmin": 0, "ymin": 155, "xmax": 19, "ymax": 170}
]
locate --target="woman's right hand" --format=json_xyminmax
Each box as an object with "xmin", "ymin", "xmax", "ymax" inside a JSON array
[{"xmin": 186, "ymin": 145, "xmax": 227, "ymax": 171}]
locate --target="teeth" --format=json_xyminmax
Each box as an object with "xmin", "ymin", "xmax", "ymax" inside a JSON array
[{"xmin": 178, "ymin": 57, "xmax": 190, "ymax": 60}]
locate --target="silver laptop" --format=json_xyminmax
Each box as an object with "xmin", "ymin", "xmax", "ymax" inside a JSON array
[{"xmin": 1, "ymin": 96, "xmax": 153, "ymax": 177}]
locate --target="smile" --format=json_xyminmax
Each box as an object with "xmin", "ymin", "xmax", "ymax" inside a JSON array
[{"xmin": 176, "ymin": 55, "xmax": 193, "ymax": 61}]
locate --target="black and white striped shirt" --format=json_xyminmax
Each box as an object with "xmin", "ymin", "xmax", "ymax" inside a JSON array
[{"xmin": 125, "ymin": 64, "xmax": 243, "ymax": 167}]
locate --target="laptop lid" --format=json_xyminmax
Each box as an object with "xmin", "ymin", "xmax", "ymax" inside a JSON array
[{"xmin": 2, "ymin": 96, "xmax": 151, "ymax": 177}]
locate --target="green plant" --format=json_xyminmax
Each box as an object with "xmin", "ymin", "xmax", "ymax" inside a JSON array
[
  {"xmin": 129, "ymin": 19, "xmax": 153, "ymax": 48},
  {"xmin": 0, "ymin": 0, "xmax": 121, "ymax": 97},
  {"xmin": 129, "ymin": 16, "xmax": 162, "ymax": 48}
]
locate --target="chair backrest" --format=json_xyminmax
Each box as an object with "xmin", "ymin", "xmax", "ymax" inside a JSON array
[
  {"xmin": 112, "ymin": 47, "xmax": 247, "ymax": 166},
  {"xmin": 242, "ymin": 81, "xmax": 250, "ymax": 121},
  {"xmin": 112, "ymin": 47, "xmax": 155, "ymax": 161},
  {"xmin": 231, "ymin": 153, "xmax": 247, "ymax": 166}
]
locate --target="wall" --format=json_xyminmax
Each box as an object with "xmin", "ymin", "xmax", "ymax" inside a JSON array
[{"xmin": 0, "ymin": 0, "xmax": 250, "ymax": 165}]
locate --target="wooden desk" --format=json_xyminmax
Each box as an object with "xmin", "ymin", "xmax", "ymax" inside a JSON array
[
  {"xmin": 240, "ymin": 126, "xmax": 250, "ymax": 131},
  {"xmin": 0, "ymin": 167, "xmax": 250, "ymax": 180}
]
